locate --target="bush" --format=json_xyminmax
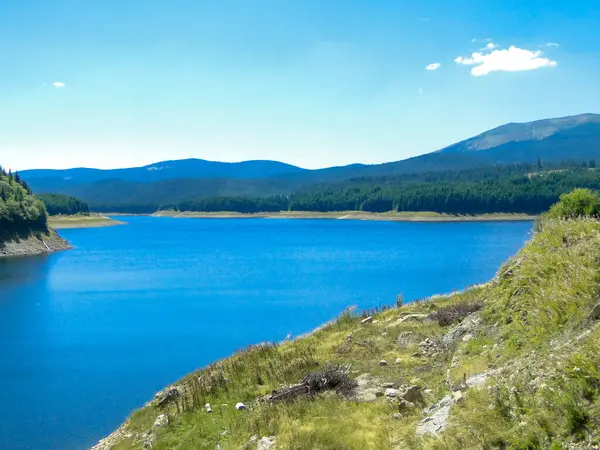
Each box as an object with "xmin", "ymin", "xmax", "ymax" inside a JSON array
[
  {"xmin": 428, "ymin": 301, "xmax": 483, "ymax": 326},
  {"xmin": 546, "ymin": 188, "xmax": 600, "ymax": 219}
]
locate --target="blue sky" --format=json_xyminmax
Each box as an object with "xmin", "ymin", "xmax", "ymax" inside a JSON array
[{"xmin": 1, "ymin": 0, "xmax": 599, "ymax": 170}]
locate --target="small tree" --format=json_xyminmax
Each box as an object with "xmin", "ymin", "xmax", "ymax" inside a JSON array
[{"xmin": 547, "ymin": 189, "xmax": 600, "ymax": 219}]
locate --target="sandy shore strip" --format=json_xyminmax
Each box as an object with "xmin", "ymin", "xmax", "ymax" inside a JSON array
[
  {"xmin": 48, "ymin": 215, "xmax": 126, "ymax": 229},
  {"xmin": 152, "ymin": 210, "xmax": 535, "ymax": 222}
]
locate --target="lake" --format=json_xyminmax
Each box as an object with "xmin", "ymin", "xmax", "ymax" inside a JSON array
[{"xmin": 0, "ymin": 217, "xmax": 532, "ymax": 450}]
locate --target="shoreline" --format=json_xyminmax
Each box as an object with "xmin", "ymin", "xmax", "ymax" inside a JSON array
[
  {"xmin": 48, "ymin": 215, "xmax": 126, "ymax": 229},
  {"xmin": 152, "ymin": 210, "xmax": 536, "ymax": 222},
  {"xmin": 0, "ymin": 230, "xmax": 71, "ymax": 259}
]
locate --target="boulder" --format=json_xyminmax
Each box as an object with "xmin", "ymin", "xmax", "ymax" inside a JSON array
[
  {"xmin": 416, "ymin": 395, "xmax": 453, "ymax": 436},
  {"xmin": 402, "ymin": 385, "xmax": 423, "ymax": 403},
  {"xmin": 379, "ymin": 359, "xmax": 388, "ymax": 366},
  {"xmin": 452, "ymin": 391, "xmax": 464, "ymax": 404},
  {"xmin": 391, "ymin": 413, "xmax": 403, "ymax": 420},
  {"xmin": 235, "ymin": 402, "xmax": 246, "ymax": 411},
  {"xmin": 152, "ymin": 414, "xmax": 168, "ymax": 428},
  {"xmin": 205, "ymin": 403, "xmax": 212, "ymax": 413}
]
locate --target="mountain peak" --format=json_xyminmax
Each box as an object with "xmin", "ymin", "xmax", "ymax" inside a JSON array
[{"xmin": 440, "ymin": 113, "xmax": 600, "ymax": 153}]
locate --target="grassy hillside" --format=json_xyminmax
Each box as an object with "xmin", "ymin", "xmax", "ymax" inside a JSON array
[{"xmin": 94, "ymin": 195, "xmax": 600, "ymax": 450}]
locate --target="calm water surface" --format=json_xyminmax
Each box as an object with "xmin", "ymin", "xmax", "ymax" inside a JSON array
[{"xmin": 0, "ymin": 217, "xmax": 532, "ymax": 449}]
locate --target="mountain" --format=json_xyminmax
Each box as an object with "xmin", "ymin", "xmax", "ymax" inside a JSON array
[
  {"xmin": 20, "ymin": 113, "xmax": 600, "ymax": 212},
  {"xmin": 439, "ymin": 113, "xmax": 600, "ymax": 153},
  {"xmin": 20, "ymin": 158, "xmax": 307, "ymax": 187}
]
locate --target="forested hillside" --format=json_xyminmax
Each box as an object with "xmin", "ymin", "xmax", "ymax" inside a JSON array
[
  {"xmin": 20, "ymin": 114, "xmax": 600, "ymax": 211},
  {"xmin": 0, "ymin": 167, "xmax": 48, "ymax": 242},
  {"xmin": 163, "ymin": 163, "xmax": 600, "ymax": 215},
  {"xmin": 37, "ymin": 193, "xmax": 90, "ymax": 216}
]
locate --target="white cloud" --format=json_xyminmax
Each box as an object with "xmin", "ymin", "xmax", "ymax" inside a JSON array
[
  {"xmin": 545, "ymin": 42, "xmax": 560, "ymax": 47},
  {"xmin": 485, "ymin": 42, "xmax": 497, "ymax": 50},
  {"xmin": 52, "ymin": 81, "xmax": 65, "ymax": 88},
  {"xmin": 455, "ymin": 45, "xmax": 557, "ymax": 76},
  {"xmin": 426, "ymin": 62, "xmax": 441, "ymax": 71}
]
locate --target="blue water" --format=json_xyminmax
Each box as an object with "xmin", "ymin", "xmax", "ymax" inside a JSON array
[{"xmin": 0, "ymin": 217, "xmax": 532, "ymax": 449}]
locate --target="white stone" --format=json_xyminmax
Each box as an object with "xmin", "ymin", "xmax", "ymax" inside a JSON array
[
  {"xmin": 257, "ymin": 436, "xmax": 277, "ymax": 450},
  {"xmin": 153, "ymin": 414, "xmax": 168, "ymax": 428},
  {"xmin": 385, "ymin": 388, "xmax": 398, "ymax": 398},
  {"xmin": 235, "ymin": 402, "xmax": 246, "ymax": 410}
]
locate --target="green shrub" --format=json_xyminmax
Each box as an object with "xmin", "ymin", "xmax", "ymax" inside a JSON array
[{"xmin": 546, "ymin": 188, "xmax": 600, "ymax": 219}]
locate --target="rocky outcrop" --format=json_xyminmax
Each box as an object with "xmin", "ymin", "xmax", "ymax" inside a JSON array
[{"xmin": 0, "ymin": 231, "xmax": 71, "ymax": 258}]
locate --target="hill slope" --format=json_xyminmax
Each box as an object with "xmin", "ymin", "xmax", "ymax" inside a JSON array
[
  {"xmin": 20, "ymin": 159, "xmax": 307, "ymax": 187},
  {"xmin": 94, "ymin": 210, "xmax": 600, "ymax": 449},
  {"xmin": 0, "ymin": 167, "xmax": 70, "ymax": 257},
  {"xmin": 21, "ymin": 113, "xmax": 600, "ymax": 212}
]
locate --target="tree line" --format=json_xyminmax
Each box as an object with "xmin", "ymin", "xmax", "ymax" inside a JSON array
[
  {"xmin": 160, "ymin": 163, "xmax": 600, "ymax": 215},
  {"xmin": 37, "ymin": 193, "xmax": 90, "ymax": 216},
  {"xmin": 0, "ymin": 166, "xmax": 48, "ymax": 242}
]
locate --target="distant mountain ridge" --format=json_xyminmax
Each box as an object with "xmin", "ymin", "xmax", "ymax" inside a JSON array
[
  {"xmin": 21, "ymin": 158, "xmax": 307, "ymax": 184},
  {"xmin": 21, "ymin": 113, "xmax": 600, "ymax": 211}
]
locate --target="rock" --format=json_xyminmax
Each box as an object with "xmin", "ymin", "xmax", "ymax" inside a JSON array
[
  {"xmin": 396, "ymin": 331, "xmax": 415, "ymax": 347},
  {"xmin": 402, "ymin": 385, "xmax": 423, "ymax": 403},
  {"xmin": 385, "ymin": 388, "xmax": 398, "ymax": 398},
  {"xmin": 398, "ymin": 399, "xmax": 416, "ymax": 411},
  {"xmin": 590, "ymin": 303, "xmax": 600, "ymax": 320},
  {"xmin": 235, "ymin": 402, "xmax": 246, "ymax": 410},
  {"xmin": 466, "ymin": 372, "xmax": 491, "ymax": 388},
  {"xmin": 441, "ymin": 313, "xmax": 481, "ymax": 347},
  {"xmin": 152, "ymin": 414, "xmax": 168, "ymax": 428},
  {"xmin": 361, "ymin": 316, "xmax": 373, "ymax": 324},
  {"xmin": 382, "ymin": 382, "xmax": 395, "ymax": 388},
  {"xmin": 424, "ymin": 389, "xmax": 433, "ymax": 395},
  {"xmin": 257, "ymin": 436, "xmax": 277, "ymax": 450},
  {"xmin": 400, "ymin": 314, "xmax": 429, "ymax": 323},
  {"xmin": 462, "ymin": 333, "xmax": 474, "ymax": 342},
  {"xmin": 395, "ymin": 358, "xmax": 402, "ymax": 364},
  {"xmin": 379, "ymin": 360, "xmax": 388, "ymax": 366},
  {"xmin": 205, "ymin": 403, "xmax": 213, "ymax": 413},
  {"xmin": 417, "ymin": 395, "xmax": 453, "ymax": 436},
  {"xmin": 391, "ymin": 413, "xmax": 403, "ymax": 420},
  {"xmin": 452, "ymin": 391, "xmax": 464, "ymax": 404},
  {"xmin": 153, "ymin": 386, "xmax": 181, "ymax": 407},
  {"xmin": 354, "ymin": 373, "xmax": 384, "ymax": 402}
]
